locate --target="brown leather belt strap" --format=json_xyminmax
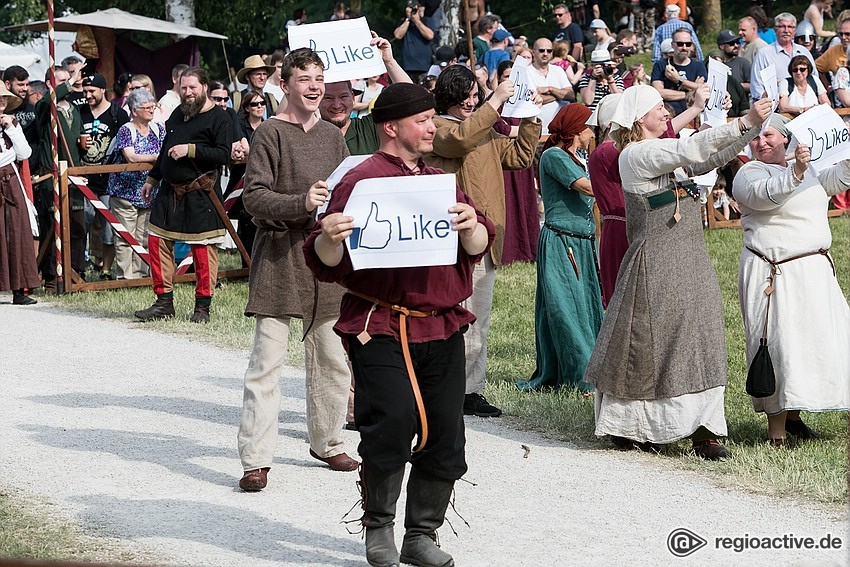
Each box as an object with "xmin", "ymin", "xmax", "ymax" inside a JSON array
[
  {"xmin": 745, "ymin": 246, "xmax": 834, "ymax": 340},
  {"xmin": 349, "ymin": 290, "xmax": 436, "ymax": 453}
]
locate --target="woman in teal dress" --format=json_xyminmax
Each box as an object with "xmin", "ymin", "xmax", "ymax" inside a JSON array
[{"xmin": 518, "ymin": 104, "xmax": 603, "ymax": 392}]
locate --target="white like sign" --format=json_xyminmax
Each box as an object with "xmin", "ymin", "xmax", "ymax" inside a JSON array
[
  {"xmin": 342, "ymin": 174, "xmax": 459, "ymax": 270},
  {"xmin": 758, "ymin": 65, "xmax": 778, "ymax": 135},
  {"xmin": 502, "ymin": 56, "xmax": 541, "ymax": 119},
  {"xmin": 786, "ymin": 104, "xmax": 850, "ymax": 174},
  {"xmin": 287, "ymin": 17, "xmax": 386, "ymax": 84},
  {"xmin": 317, "ymin": 155, "xmax": 371, "ymax": 216},
  {"xmin": 702, "ymin": 58, "xmax": 729, "ymax": 128}
]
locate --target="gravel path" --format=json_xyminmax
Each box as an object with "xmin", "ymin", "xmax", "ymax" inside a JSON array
[{"xmin": 1, "ymin": 302, "xmax": 847, "ymax": 566}]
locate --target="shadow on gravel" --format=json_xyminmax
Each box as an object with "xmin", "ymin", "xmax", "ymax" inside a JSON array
[
  {"xmin": 71, "ymin": 494, "xmax": 364, "ymax": 565},
  {"xmin": 26, "ymin": 393, "xmax": 307, "ymax": 431},
  {"xmin": 18, "ymin": 424, "xmax": 238, "ymax": 488}
]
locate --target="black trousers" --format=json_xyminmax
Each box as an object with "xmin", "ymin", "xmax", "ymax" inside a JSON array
[{"xmin": 348, "ymin": 331, "xmax": 467, "ymax": 481}]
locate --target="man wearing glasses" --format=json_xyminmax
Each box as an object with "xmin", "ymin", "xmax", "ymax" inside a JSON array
[
  {"xmin": 717, "ymin": 29, "xmax": 752, "ymax": 93},
  {"xmin": 234, "ymin": 55, "xmax": 279, "ymax": 119},
  {"xmin": 650, "ymin": 28, "xmax": 707, "ymax": 117},
  {"xmin": 751, "ymin": 13, "xmax": 820, "ymax": 102},
  {"xmin": 816, "ymin": 16, "xmax": 850, "ymax": 79},
  {"xmin": 528, "ymin": 37, "xmax": 575, "ymax": 134},
  {"xmin": 552, "ymin": 4, "xmax": 584, "ymax": 62}
]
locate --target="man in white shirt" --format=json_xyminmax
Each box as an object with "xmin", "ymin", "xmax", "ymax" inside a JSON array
[
  {"xmin": 527, "ymin": 37, "xmax": 574, "ymax": 134},
  {"xmin": 158, "ymin": 63, "xmax": 188, "ymax": 120},
  {"xmin": 750, "ymin": 12, "xmax": 820, "ymax": 102}
]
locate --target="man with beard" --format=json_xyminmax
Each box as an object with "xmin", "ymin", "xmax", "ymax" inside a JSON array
[
  {"xmin": 319, "ymin": 33, "xmax": 411, "ymax": 155},
  {"xmin": 4, "ymin": 66, "xmax": 39, "ymax": 170},
  {"xmin": 134, "ymin": 67, "xmax": 231, "ymax": 324},
  {"xmin": 79, "ymin": 73, "xmax": 130, "ymax": 279},
  {"xmin": 236, "ymin": 48, "xmax": 357, "ymax": 493},
  {"xmin": 650, "ymin": 28, "xmax": 708, "ymax": 117}
]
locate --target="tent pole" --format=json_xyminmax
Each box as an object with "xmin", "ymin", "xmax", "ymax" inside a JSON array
[{"xmin": 221, "ymin": 40, "xmax": 235, "ymax": 91}]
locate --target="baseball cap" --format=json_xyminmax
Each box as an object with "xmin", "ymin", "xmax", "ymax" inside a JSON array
[
  {"xmin": 589, "ymin": 19, "xmax": 608, "ymax": 30},
  {"xmin": 81, "ymin": 73, "xmax": 107, "ymax": 89},
  {"xmin": 660, "ymin": 38, "xmax": 674, "ymax": 55},
  {"xmin": 717, "ymin": 29, "xmax": 741, "ymax": 46},
  {"xmin": 493, "ymin": 29, "xmax": 511, "ymax": 43}
]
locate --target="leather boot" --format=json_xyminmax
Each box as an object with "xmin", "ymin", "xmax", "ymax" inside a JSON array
[
  {"xmin": 361, "ymin": 462, "xmax": 404, "ymax": 567},
  {"xmin": 399, "ymin": 468, "xmax": 455, "ymax": 567},
  {"xmin": 190, "ymin": 301, "xmax": 210, "ymax": 324},
  {"xmin": 134, "ymin": 295, "xmax": 175, "ymax": 321},
  {"xmin": 12, "ymin": 289, "xmax": 37, "ymax": 305}
]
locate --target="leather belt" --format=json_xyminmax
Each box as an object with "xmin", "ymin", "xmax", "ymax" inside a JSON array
[
  {"xmin": 348, "ymin": 290, "xmax": 438, "ymax": 453},
  {"xmin": 544, "ymin": 223, "xmax": 595, "ymax": 240},
  {"xmin": 745, "ymin": 246, "xmax": 834, "ymax": 343}
]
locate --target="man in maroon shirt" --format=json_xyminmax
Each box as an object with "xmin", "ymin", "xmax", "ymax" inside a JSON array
[{"xmin": 304, "ymin": 83, "xmax": 494, "ymax": 567}]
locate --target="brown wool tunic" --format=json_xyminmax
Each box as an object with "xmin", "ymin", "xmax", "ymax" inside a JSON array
[
  {"xmin": 425, "ymin": 104, "xmax": 540, "ymax": 265},
  {"xmin": 242, "ymin": 118, "xmax": 349, "ymax": 319}
]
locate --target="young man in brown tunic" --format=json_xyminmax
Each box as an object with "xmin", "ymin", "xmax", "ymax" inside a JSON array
[
  {"xmin": 305, "ymin": 83, "xmax": 495, "ymax": 567},
  {"xmin": 236, "ymin": 48, "xmax": 358, "ymax": 492}
]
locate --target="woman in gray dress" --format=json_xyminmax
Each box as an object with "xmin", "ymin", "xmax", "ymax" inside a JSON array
[{"xmin": 583, "ymin": 85, "xmax": 772, "ymax": 460}]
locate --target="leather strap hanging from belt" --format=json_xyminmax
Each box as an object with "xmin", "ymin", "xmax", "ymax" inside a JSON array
[
  {"xmin": 349, "ymin": 290, "xmax": 438, "ymax": 453},
  {"xmin": 746, "ymin": 246, "xmax": 835, "ymax": 341}
]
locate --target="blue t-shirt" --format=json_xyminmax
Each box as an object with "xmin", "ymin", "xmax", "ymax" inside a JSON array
[
  {"xmin": 482, "ymin": 48, "xmax": 510, "ymax": 76},
  {"xmin": 401, "ymin": 11, "xmax": 440, "ymax": 74},
  {"xmin": 650, "ymin": 58, "xmax": 708, "ymax": 116}
]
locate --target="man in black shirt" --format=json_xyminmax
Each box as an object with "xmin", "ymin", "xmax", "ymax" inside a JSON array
[
  {"xmin": 135, "ymin": 67, "xmax": 232, "ymax": 324},
  {"xmin": 78, "ymin": 73, "xmax": 130, "ymax": 279}
]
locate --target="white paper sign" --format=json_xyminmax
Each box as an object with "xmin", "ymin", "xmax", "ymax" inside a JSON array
[
  {"xmin": 342, "ymin": 174, "xmax": 459, "ymax": 270},
  {"xmin": 287, "ymin": 17, "xmax": 386, "ymax": 84},
  {"xmin": 758, "ymin": 65, "xmax": 778, "ymax": 134},
  {"xmin": 502, "ymin": 56, "xmax": 541, "ymax": 119},
  {"xmin": 702, "ymin": 58, "xmax": 729, "ymax": 128},
  {"xmin": 785, "ymin": 104, "xmax": 850, "ymax": 174},
  {"xmin": 317, "ymin": 155, "xmax": 371, "ymax": 216}
]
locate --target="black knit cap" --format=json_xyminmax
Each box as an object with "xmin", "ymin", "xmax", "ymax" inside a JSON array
[{"xmin": 371, "ymin": 83, "xmax": 435, "ymax": 124}]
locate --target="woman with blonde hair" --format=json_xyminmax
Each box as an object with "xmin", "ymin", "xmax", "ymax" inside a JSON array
[
  {"xmin": 584, "ymin": 85, "xmax": 772, "ymax": 459},
  {"xmin": 128, "ymin": 74, "xmax": 167, "ymax": 124}
]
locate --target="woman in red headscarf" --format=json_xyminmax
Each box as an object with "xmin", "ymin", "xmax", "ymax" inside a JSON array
[{"xmin": 517, "ymin": 103, "xmax": 603, "ymax": 392}]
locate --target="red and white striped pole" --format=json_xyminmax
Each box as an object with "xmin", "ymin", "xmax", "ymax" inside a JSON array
[{"xmin": 47, "ymin": 0, "xmax": 63, "ymax": 292}]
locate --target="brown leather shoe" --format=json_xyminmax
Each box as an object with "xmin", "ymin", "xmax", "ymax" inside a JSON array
[
  {"xmin": 239, "ymin": 467, "xmax": 269, "ymax": 491},
  {"xmin": 692, "ymin": 439, "xmax": 731, "ymax": 460},
  {"xmin": 309, "ymin": 449, "xmax": 359, "ymax": 471}
]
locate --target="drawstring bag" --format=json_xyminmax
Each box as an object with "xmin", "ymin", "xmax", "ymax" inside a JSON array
[{"xmin": 746, "ymin": 338, "xmax": 775, "ymax": 398}]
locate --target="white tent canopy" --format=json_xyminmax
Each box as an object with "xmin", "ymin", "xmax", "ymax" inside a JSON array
[
  {"xmin": 4, "ymin": 7, "xmax": 227, "ymax": 40},
  {"xmin": 0, "ymin": 40, "xmax": 41, "ymax": 70}
]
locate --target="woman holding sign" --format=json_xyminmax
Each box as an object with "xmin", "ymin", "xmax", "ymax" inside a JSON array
[
  {"xmin": 732, "ymin": 114, "xmax": 850, "ymax": 446},
  {"xmin": 583, "ymin": 85, "xmax": 772, "ymax": 459},
  {"xmin": 517, "ymin": 104, "xmax": 602, "ymax": 393}
]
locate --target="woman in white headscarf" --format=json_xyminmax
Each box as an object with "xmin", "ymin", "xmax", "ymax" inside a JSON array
[
  {"xmin": 583, "ymin": 85, "xmax": 772, "ymax": 460},
  {"xmin": 733, "ymin": 115, "xmax": 850, "ymax": 446}
]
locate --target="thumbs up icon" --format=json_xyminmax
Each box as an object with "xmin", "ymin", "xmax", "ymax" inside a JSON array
[
  {"xmin": 349, "ymin": 202, "xmax": 392, "ymax": 250},
  {"xmin": 309, "ymin": 39, "xmax": 331, "ymax": 70}
]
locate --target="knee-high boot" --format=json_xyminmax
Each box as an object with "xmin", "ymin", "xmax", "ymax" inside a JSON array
[
  {"xmin": 399, "ymin": 467, "xmax": 455, "ymax": 567},
  {"xmin": 361, "ymin": 462, "xmax": 405, "ymax": 567}
]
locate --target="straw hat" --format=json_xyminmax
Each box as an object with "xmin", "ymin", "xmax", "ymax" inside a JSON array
[
  {"xmin": 237, "ymin": 55, "xmax": 276, "ymax": 83},
  {"xmin": 0, "ymin": 83, "xmax": 22, "ymax": 113}
]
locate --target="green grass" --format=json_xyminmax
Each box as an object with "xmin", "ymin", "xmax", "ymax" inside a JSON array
[
  {"xmin": 35, "ymin": 221, "xmax": 850, "ymax": 510},
  {"xmin": 0, "ymin": 491, "xmax": 140, "ymax": 562}
]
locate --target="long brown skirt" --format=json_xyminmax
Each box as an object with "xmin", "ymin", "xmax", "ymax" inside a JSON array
[{"xmin": 0, "ymin": 163, "xmax": 40, "ymax": 291}]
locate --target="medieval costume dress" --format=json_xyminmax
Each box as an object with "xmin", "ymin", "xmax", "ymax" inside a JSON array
[
  {"xmin": 733, "ymin": 159, "xmax": 850, "ymax": 416},
  {"xmin": 0, "ymin": 115, "xmax": 39, "ymax": 299},
  {"xmin": 585, "ymin": 117, "xmax": 757, "ymax": 444},
  {"xmin": 518, "ymin": 124, "xmax": 602, "ymax": 392}
]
